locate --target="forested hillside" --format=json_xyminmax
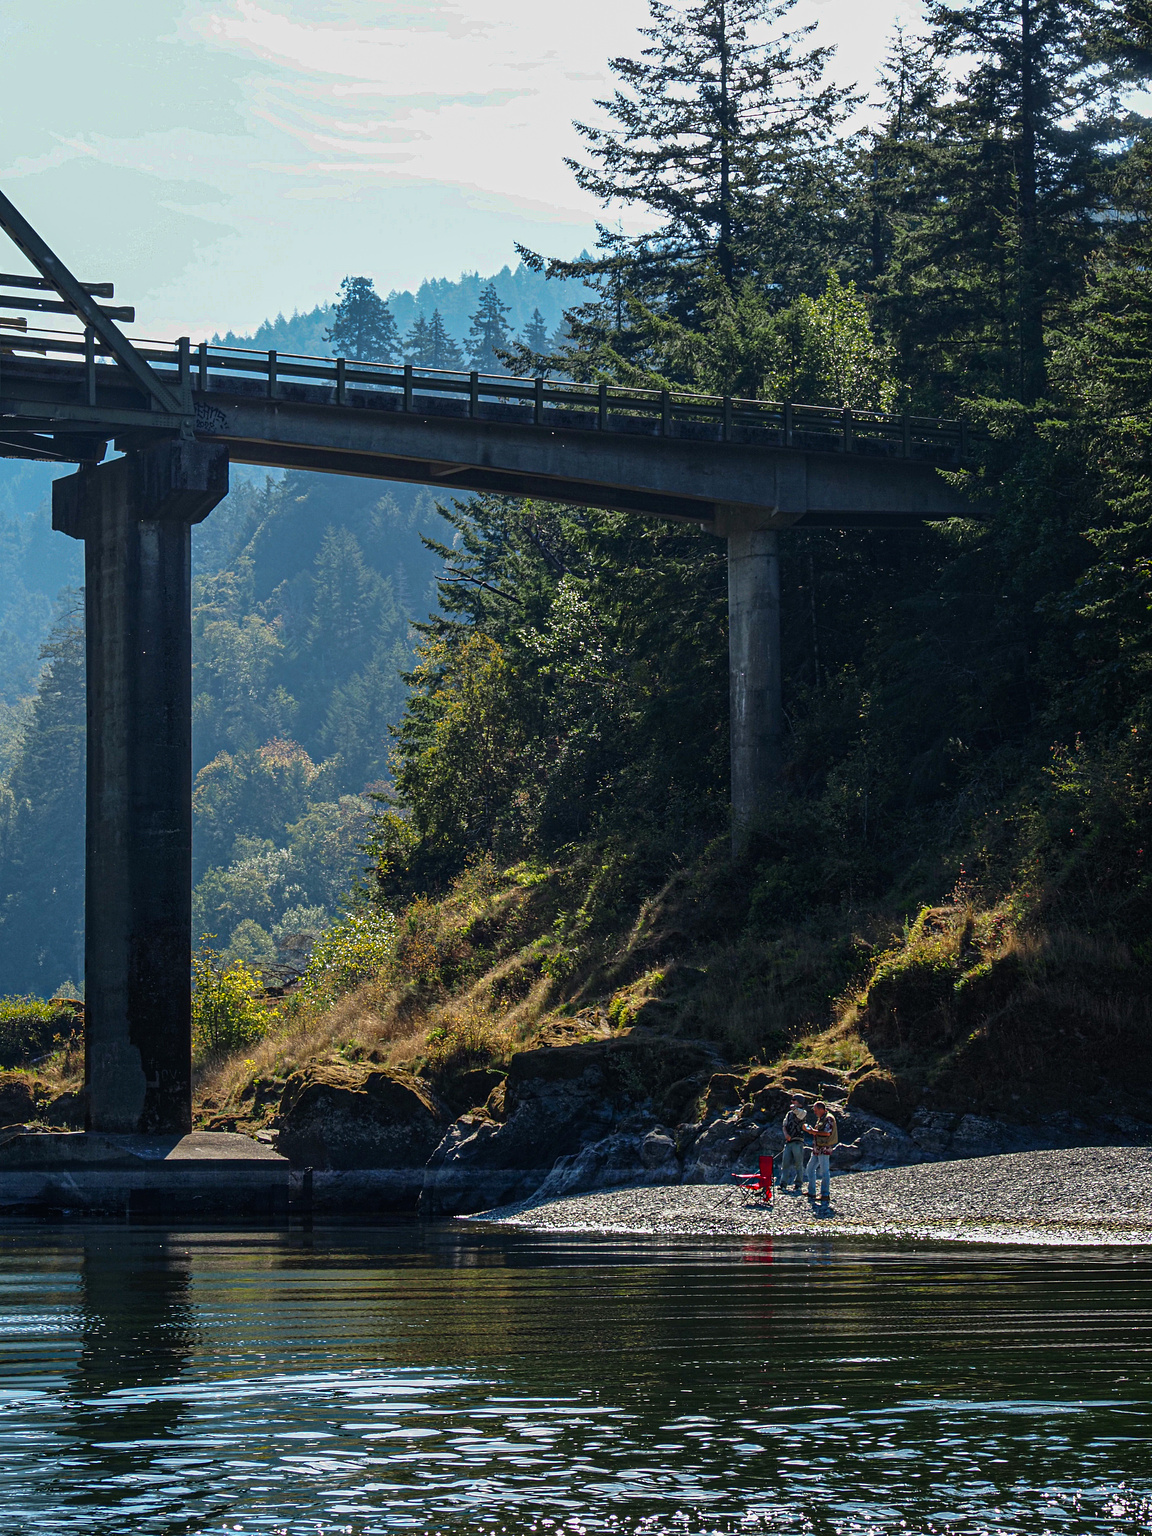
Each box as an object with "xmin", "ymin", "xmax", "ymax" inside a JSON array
[
  {"xmin": 335, "ymin": 0, "xmax": 1152, "ymax": 1130},
  {"xmin": 8, "ymin": 0, "xmax": 1152, "ymax": 1140}
]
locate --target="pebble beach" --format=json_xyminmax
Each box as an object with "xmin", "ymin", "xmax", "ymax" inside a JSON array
[{"xmin": 479, "ymin": 1145, "xmax": 1152, "ymax": 1246}]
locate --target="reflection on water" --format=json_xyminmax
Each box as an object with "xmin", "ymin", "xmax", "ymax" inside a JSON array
[{"xmin": 0, "ymin": 1224, "xmax": 1149, "ymax": 1534}]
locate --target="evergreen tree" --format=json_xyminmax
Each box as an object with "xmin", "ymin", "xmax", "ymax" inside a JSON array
[
  {"xmin": 567, "ymin": 0, "xmax": 853, "ymax": 288},
  {"xmin": 325, "ymin": 276, "xmax": 401, "ymax": 362},
  {"xmin": 404, "ymin": 313, "xmax": 433, "ymax": 366},
  {"xmin": 426, "ymin": 311, "xmax": 464, "ymax": 370},
  {"xmin": 872, "ymin": 0, "xmax": 1129, "ymax": 406},
  {"xmin": 467, "ymin": 284, "xmax": 513, "ymax": 372},
  {"xmin": 522, "ymin": 308, "xmax": 549, "ymax": 357}
]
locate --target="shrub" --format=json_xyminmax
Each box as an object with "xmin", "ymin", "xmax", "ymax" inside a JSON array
[
  {"xmin": 0, "ymin": 996, "xmax": 82, "ymax": 1067},
  {"xmin": 191, "ymin": 942, "xmax": 268, "ymax": 1058},
  {"xmin": 298, "ymin": 907, "xmax": 397, "ymax": 1005},
  {"xmin": 424, "ymin": 1006, "xmax": 507, "ymax": 1078}
]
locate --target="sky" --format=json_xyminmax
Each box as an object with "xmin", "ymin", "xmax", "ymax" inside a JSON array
[{"xmin": 1, "ymin": 0, "xmax": 924, "ymax": 339}]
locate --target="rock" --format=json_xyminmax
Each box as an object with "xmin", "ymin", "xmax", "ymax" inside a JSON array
[
  {"xmin": 640, "ymin": 1127, "xmax": 678, "ymax": 1171},
  {"xmin": 681, "ymin": 1111, "xmax": 766, "ymax": 1184},
  {"xmin": 41, "ymin": 1090, "xmax": 84, "ymax": 1128},
  {"xmin": 529, "ymin": 1126, "xmax": 681, "ymax": 1204},
  {"xmin": 747, "ymin": 1085, "xmax": 794, "ymax": 1119},
  {"xmin": 275, "ymin": 1065, "xmax": 448, "ymax": 1202},
  {"xmin": 656, "ymin": 1074, "xmax": 707, "ymax": 1125},
  {"xmin": 847, "ymin": 1071, "xmax": 912, "ymax": 1127},
  {"xmin": 776, "ymin": 1064, "xmax": 851, "ymax": 1098},
  {"xmin": 0, "ymin": 1073, "xmax": 46, "ymax": 1128},
  {"xmin": 447, "ymin": 1068, "xmax": 505, "ymax": 1113},
  {"xmin": 419, "ymin": 1034, "xmax": 722, "ymax": 1216},
  {"xmin": 908, "ymin": 1109, "xmax": 961, "ymax": 1159},
  {"xmin": 701, "ymin": 1073, "xmax": 743, "ymax": 1116}
]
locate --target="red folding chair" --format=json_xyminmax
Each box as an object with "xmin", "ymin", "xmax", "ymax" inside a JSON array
[{"xmin": 732, "ymin": 1155, "xmax": 773, "ymax": 1203}]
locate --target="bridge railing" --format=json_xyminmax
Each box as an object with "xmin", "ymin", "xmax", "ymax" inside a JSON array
[{"xmin": 2, "ymin": 327, "xmax": 971, "ymax": 462}]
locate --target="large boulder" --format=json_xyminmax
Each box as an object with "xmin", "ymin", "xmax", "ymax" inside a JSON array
[
  {"xmin": 847, "ymin": 1070, "xmax": 913, "ymax": 1127},
  {"xmin": 419, "ymin": 1034, "xmax": 722, "ymax": 1216},
  {"xmin": 0, "ymin": 1073, "xmax": 46, "ymax": 1128},
  {"xmin": 275, "ymin": 1065, "xmax": 448, "ymax": 1205}
]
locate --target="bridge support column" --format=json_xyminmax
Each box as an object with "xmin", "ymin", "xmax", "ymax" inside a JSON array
[
  {"xmin": 53, "ymin": 442, "xmax": 229, "ymax": 1134},
  {"xmin": 726, "ymin": 523, "xmax": 782, "ymax": 852}
]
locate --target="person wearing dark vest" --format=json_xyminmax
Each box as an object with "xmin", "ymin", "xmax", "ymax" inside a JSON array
[
  {"xmin": 806, "ymin": 1100, "xmax": 837, "ymax": 1203},
  {"xmin": 778, "ymin": 1095, "xmax": 808, "ymax": 1191}
]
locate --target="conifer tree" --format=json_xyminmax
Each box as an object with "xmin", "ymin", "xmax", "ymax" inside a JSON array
[
  {"xmin": 404, "ymin": 313, "xmax": 433, "ymax": 366},
  {"xmin": 325, "ymin": 276, "xmax": 401, "ymax": 363},
  {"xmin": 467, "ymin": 284, "xmax": 513, "ymax": 372},
  {"xmin": 522, "ymin": 309, "xmax": 549, "ymax": 356},
  {"xmin": 426, "ymin": 311, "xmax": 464, "ymax": 370},
  {"xmin": 405, "ymin": 310, "xmax": 464, "ymax": 369},
  {"xmin": 872, "ymin": 0, "xmax": 1131, "ymax": 405},
  {"xmin": 567, "ymin": 0, "xmax": 853, "ymax": 288}
]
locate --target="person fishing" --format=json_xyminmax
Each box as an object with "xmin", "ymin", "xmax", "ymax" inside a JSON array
[
  {"xmin": 806, "ymin": 1100, "xmax": 837, "ymax": 1204},
  {"xmin": 778, "ymin": 1094, "xmax": 808, "ymax": 1192}
]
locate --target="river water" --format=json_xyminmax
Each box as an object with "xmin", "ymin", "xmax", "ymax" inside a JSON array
[{"xmin": 0, "ymin": 1223, "xmax": 1149, "ymax": 1535}]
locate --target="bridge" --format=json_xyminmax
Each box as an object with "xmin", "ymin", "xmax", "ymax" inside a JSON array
[{"xmin": 0, "ymin": 188, "xmax": 972, "ymax": 1139}]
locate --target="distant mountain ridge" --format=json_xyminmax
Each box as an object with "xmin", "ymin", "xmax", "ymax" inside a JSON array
[{"xmin": 211, "ymin": 260, "xmax": 587, "ymax": 360}]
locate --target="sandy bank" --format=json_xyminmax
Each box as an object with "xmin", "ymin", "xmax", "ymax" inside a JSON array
[{"xmin": 476, "ymin": 1146, "xmax": 1152, "ymax": 1246}]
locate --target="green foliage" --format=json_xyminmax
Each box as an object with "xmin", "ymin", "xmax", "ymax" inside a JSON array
[
  {"xmin": 0, "ymin": 994, "xmax": 82, "ymax": 1068},
  {"xmin": 297, "ymin": 907, "xmax": 397, "ymax": 1006},
  {"xmin": 191, "ymin": 942, "xmax": 268, "ymax": 1059},
  {"xmin": 405, "ymin": 310, "xmax": 464, "ymax": 369},
  {"xmin": 325, "ymin": 275, "xmax": 401, "ymax": 363},
  {"xmin": 0, "ymin": 597, "xmax": 85, "ymax": 994},
  {"xmin": 467, "ymin": 283, "xmax": 513, "ymax": 371}
]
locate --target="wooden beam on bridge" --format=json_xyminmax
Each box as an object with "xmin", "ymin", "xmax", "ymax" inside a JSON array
[{"xmin": 0, "ymin": 187, "xmax": 181, "ymax": 415}]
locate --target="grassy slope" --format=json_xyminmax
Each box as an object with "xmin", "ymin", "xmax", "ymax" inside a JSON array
[{"xmin": 185, "ymin": 832, "xmax": 1152, "ymax": 1139}]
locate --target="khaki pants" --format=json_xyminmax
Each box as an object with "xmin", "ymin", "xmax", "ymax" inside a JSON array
[{"xmin": 778, "ymin": 1140, "xmax": 806, "ymax": 1187}]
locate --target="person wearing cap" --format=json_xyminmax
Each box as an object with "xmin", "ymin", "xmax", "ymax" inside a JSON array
[
  {"xmin": 778, "ymin": 1095, "xmax": 808, "ymax": 1192},
  {"xmin": 806, "ymin": 1100, "xmax": 836, "ymax": 1203}
]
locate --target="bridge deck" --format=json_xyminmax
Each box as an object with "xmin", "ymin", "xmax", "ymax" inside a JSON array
[{"xmin": 1, "ymin": 331, "xmax": 971, "ymax": 525}]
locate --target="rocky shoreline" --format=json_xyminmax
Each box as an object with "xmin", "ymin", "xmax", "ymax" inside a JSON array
[
  {"xmin": 476, "ymin": 1146, "xmax": 1152, "ymax": 1246},
  {"xmin": 258, "ymin": 1032, "xmax": 1152, "ymax": 1223}
]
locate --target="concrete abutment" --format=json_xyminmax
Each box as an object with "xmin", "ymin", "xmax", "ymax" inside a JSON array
[{"xmin": 53, "ymin": 441, "xmax": 229, "ymax": 1134}]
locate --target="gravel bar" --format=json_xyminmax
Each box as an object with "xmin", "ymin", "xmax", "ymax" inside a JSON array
[{"xmin": 476, "ymin": 1146, "xmax": 1152, "ymax": 1246}]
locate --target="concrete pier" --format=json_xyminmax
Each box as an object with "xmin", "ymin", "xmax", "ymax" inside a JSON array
[
  {"xmin": 0, "ymin": 1130, "xmax": 288, "ymax": 1220},
  {"xmin": 53, "ymin": 442, "xmax": 229, "ymax": 1134},
  {"xmin": 725, "ymin": 524, "xmax": 782, "ymax": 849}
]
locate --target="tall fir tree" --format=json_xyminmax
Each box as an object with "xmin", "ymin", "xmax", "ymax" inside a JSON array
[
  {"xmin": 522, "ymin": 309, "xmax": 549, "ymax": 357},
  {"xmin": 871, "ymin": 0, "xmax": 1130, "ymax": 406},
  {"xmin": 467, "ymin": 284, "xmax": 513, "ymax": 371},
  {"xmin": 517, "ymin": 0, "xmax": 854, "ymax": 383},
  {"xmin": 325, "ymin": 276, "xmax": 402, "ymax": 362},
  {"xmin": 426, "ymin": 311, "xmax": 464, "ymax": 370}
]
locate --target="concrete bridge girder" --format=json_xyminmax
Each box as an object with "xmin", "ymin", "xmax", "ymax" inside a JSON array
[{"xmin": 193, "ymin": 397, "xmax": 965, "ymax": 528}]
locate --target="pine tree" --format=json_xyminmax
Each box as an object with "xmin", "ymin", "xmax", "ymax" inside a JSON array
[
  {"xmin": 522, "ymin": 309, "xmax": 549, "ymax": 356},
  {"xmin": 467, "ymin": 284, "xmax": 513, "ymax": 372},
  {"xmin": 0, "ymin": 595, "xmax": 86, "ymax": 992},
  {"xmin": 873, "ymin": 0, "xmax": 1129, "ymax": 406},
  {"xmin": 567, "ymin": 0, "xmax": 853, "ymax": 289},
  {"xmin": 325, "ymin": 276, "xmax": 401, "ymax": 363},
  {"xmin": 404, "ymin": 313, "xmax": 433, "ymax": 366},
  {"xmin": 426, "ymin": 311, "xmax": 464, "ymax": 370}
]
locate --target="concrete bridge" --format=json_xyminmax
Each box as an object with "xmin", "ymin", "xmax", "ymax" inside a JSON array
[{"xmin": 0, "ymin": 188, "xmax": 971, "ymax": 1139}]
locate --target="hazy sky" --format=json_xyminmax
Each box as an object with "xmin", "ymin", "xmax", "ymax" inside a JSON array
[{"xmin": 1, "ymin": 0, "xmax": 923, "ymax": 338}]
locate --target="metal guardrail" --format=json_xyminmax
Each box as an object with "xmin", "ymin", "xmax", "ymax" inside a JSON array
[{"xmin": 0, "ymin": 326, "xmax": 971, "ymax": 462}]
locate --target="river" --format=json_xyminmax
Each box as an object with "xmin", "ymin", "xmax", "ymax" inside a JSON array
[{"xmin": 0, "ymin": 1223, "xmax": 1148, "ymax": 1534}]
